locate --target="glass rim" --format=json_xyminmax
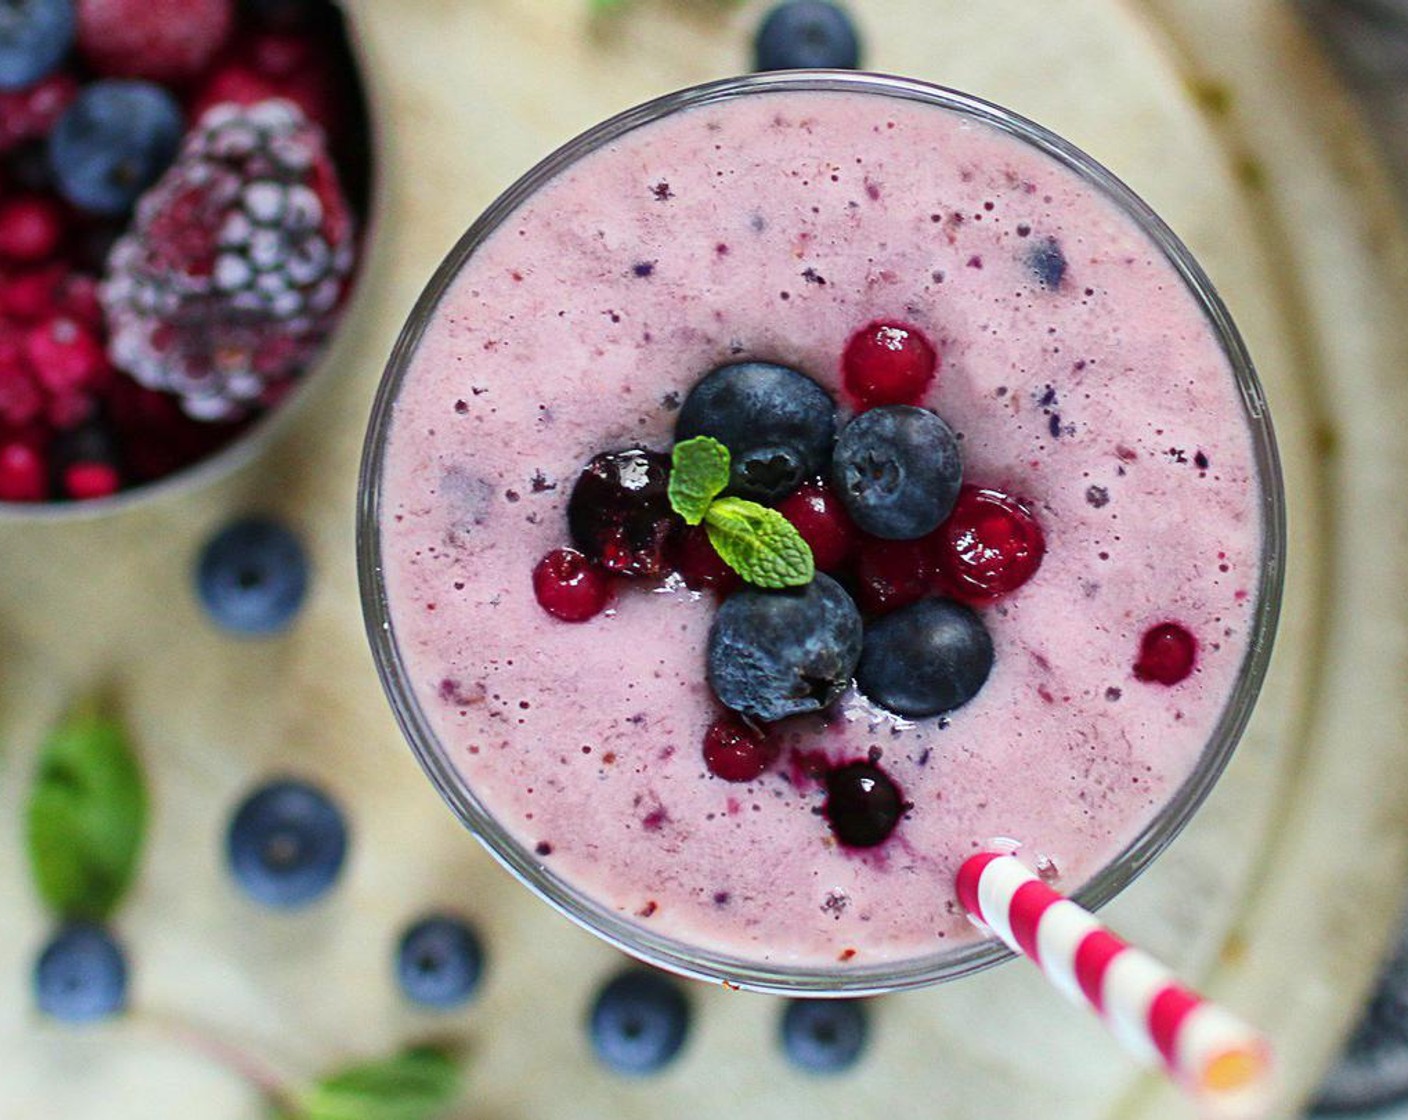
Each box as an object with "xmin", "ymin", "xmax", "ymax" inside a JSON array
[{"xmin": 357, "ymin": 70, "xmax": 1286, "ymax": 996}]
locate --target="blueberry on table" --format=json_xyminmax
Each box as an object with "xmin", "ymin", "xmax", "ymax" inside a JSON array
[
  {"xmin": 780, "ymin": 998, "xmax": 870, "ymax": 1072},
  {"xmin": 832, "ymin": 405, "xmax": 962, "ymax": 540},
  {"xmin": 754, "ymin": 1, "xmax": 861, "ymax": 71},
  {"xmin": 675, "ymin": 362, "xmax": 835, "ymax": 504},
  {"xmin": 0, "ymin": 0, "xmax": 75, "ymax": 91},
  {"xmin": 708, "ymin": 573, "xmax": 862, "ymax": 722},
  {"xmin": 226, "ymin": 779, "xmax": 347, "ymax": 908},
  {"xmin": 49, "ymin": 80, "xmax": 184, "ymax": 216},
  {"xmin": 588, "ymin": 968, "xmax": 691, "ymax": 1075},
  {"xmin": 196, "ymin": 516, "xmax": 310, "ymax": 636},
  {"xmin": 34, "ymin": 922, "xmax": 128, "ymax": 1023},
  {"xmin": 396, "ymin": 915, "xmax": 485, "ymax": 1009},
  {"xmin": 856, "ymin": 597, "xmax": 994, "ymax": 718}
]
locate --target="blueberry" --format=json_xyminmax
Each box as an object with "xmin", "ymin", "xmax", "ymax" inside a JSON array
[
  {"xmin": 395, "ymin": 915, "xmax": 484, "ymax": 1009},
  {"xmin": 708, "ymin": 573, "xmax": 862, "ymax": 722},
  {"xmin": 1028, "ymin": 237, "xmax": 1067, "ymax": 290},
  {"xmin": 0, "ymin": 0, "xmax": 74, "ymax": 91},
  {"xmin": 226, "ymin": 779, "xmax": 348, "ymax": 908},
  {"xmin": 34, "ymin": 922, "xmax": 128, "ymax": 1023},
  {"xmin": 831, "ymin": 405, "xmax": 962, "ymax": 540},
  {"xmin": 675, "ymin": 362, "xmax": 835, "ymax": 503},
  {"xmin": 567, "ymin": 447, "xmax": 678, "ymax": 578},
  {"xmin": 754, "ymin": 1, "xmax": 861, "ymax": 71},
  {"xmin": 49, "ymin": 80, "xmax": 184, "ymax": 216},
  {"xmin": 780, "ymin": 998, "xmax": 870, "ymax": 1072},
  {"xmin": 196, "ymin": 517, "xmax": 310, "ymax": 636},
  {"xmin": 856, "ymin": 598, "xmax": 994, "ymax": 717},
  {"xmin": 588, "ymin": 968, "xmax": 691, "ymax": 1075}
]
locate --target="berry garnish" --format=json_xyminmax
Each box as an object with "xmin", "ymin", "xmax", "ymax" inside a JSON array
[
  {"xmin": 0, "ymin": 194, "xmax": 64, "ymax": 262},
  {"xmin": 832, "ymin": 405, "xmax": 963, "ymax": 540},
  {"xmin": 853, "ymin": 536, "xmax": 935, "ymax": 616},
  {"xmin": 102, "ymin": 99, "xmax": 356, "ymax": 419},
  {"xmin": 75, "ymin": 0, "xmax": 234, "ymax": 84},
  {"xmin": 842, "ymin": 321, "xmax": 938, "ymax": 409},
  {"xmin": 533, "ymin": 547, "xmax": 612, "ymax": 622},
  {"xmin": 781, "ymin": 998, "xmax": 870, "ymax": 1072},
  {"xmin": 226, "ymin": 778, "xmax": 348, "ymax": 908},
  {"xmin": 932, "ymin": 485, "xmax": 1045, "ymax": 601},
  {"xmin": 588, "ymin": 968, "xmax": 692, "ymax": 1076},
  {"xmin": 670, "ymin": 524, "xmax": 740, "ymax": 595},
  {"xmin": 754, "ymin": 1, "xmax": 861, "ymax": 71},
  {"xmin": 395, "ymin": 914, "xmax": 485, "ymax": 1009},
  {"xmin": 49, "ymin": 80, "xmax": 184, "ymax": 216},
  {"xmin": 856, "ymin": 597, "xmax": 994, "ymax": 717},
  {"xmin": 707, "ymin": 573, "xmax": 862, "ymax": 722},
  {"xmin": 33, "ymin": 921, "xmax": 127, "ymax": 1022},
  {"xmin": 1133, "ymin": 622, "xmax": 1197, "ymax": 685},
  {"xmin": 196, "ymin": 516, "xmax": 309, "ymax": 635},
  {"xmin": 776, "ymin": 481, "xmax": 857, "ymax": 572},
  {"xmin": 567, "ymin": 447, "xmax": 678, "ymax": 578},
  {"xmin": 675, "ymin": 361, "xmax": 835, "ymax": 503},
  {"xmin": 823, "ymin": 759, "xmax": 904, "ymax": 847},
  {"xmin": 0, "ymin": 0, "xmax": 75, "ymax": 91},
  {"xmin": 702, "ymin": 715, "xmax": 776, "ymax": 782}
]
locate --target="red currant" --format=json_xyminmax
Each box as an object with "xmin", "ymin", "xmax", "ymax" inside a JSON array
[
  {"xmin": 1133, "ymin": 623, "xmax": 1197, "ymax": 685},
  {"xmin": 776, "ymin": 482, "xmax": 858, "ymax": 572},
  {"xmin": 533, "ymin": 547, "xmax": 613, "ymax": 622},
  {"xmin": 933, "ymin": 486, "xmax": 1045, "ymax": 601},
  {"xmin": 842, "ymin": 321, "xmax": 938, "ymax": 408},
  {"xmin": 702, "ymin": 716, "xmax": 776, "ymax": 782}
]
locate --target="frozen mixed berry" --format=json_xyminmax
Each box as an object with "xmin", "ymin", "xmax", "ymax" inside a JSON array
[
  {"xmin": 0, "ymin": 437, "xmax": 47, "ymax": 500},
  {"xmin": 853, "ymin": 536, "xmax": 936, "ymax": 616},
  {"xmin": 62, "ymin": 459, "xmax": 118, "ymax": 499},
  {"xmin": 0, "ymin": 261, "xmax": 66, "ymax": 320},
  {"xmin": 33, "ymin": 921, "xmax": 127, "ymax": 1022},
  {"xmin": 196, "ymin": 516, "xmax": 309, "ymax": 635},
  {"xmin": 670, "ymin": 523, "xmax": 740, "ymax": 595},
  {"xmin": 588, "ymin": 968, "xmax": 691, "ymax": 1076},
  {"xmin": 842, "ymin": 321, "xmax": 938, "ymax": 409},
  {"xmin": 702, "ymin": 715, "xmax": 776, "ymax": 782},
  {"xmin": 932, "ymin": 486, "xmax": 1045, "ymax": 601},
  {"xmin": 49, "ymin": 79, "xmax": 184, "ymax": 216},
  {"xmin": 191, "ymin": 31, "xmax": 342, "ymax": 138},
  {"xmin": 856, "ymin": 597, "xmax": 994, "ymax": 718},
  {"xmin": 0, "ymin": 194, "xmax": 64, "ymax": 263},
  {"xmin": 533, "ymin": 546, "xmax": 612, "ymax": 622},
  {"xmin": 0, "ymin": 70, "xmax": 77, "ymax": 153},
  {"xmin": 75, "ymin": 0, "xmax": 234, "ymax": 83},
  {"xmin": 1133, "ymin": 622, "xmax": 1197, "ymax": 685},
  {"xmin": 396, "ymin": 914, "xmax": 485, "ymax": 1009},
  {"xmin": 102, "ymin": 100, "xmax": 356, "ymax": 419},
  {"xmin": 832, "ymin": 405, "xmax": 962, "ymax": 540},
  {"xmin": 824, "ymin": 759, "xmax": 905, "ymax": 847},
  {"xmin": 226, "ymin": 778, "xmax": 347, "ymax": 908},
  {"xmin": 244, "ymin": 0, "xmax": 325, "ymax": 31},
  {"xmin": 707, "ymin": 573, "xmax": 862, "ymax": 722},
  {"xmin": 50, "ymin": 416, "xmax": 118, "ymax": 495},
  {"xmin": 25, "ymin": 314, "xmax": 109, "ymax": 395},
  {"xmin": 776, "ymin": 481, "xmax": 857, "ymax": 572},
  {"xmin": 781, "ymin": 998, "xmax": 870, "ymax": 1072},
  {"xmin": 0, "ymin": 0, "xmax": 75, "ymax": 91},
  {"xmin": 754, "ymin": 1, "xmax": 861, "ymax": 71},
  {"xmin": 675, "ymin": 361, "xmax": 835, "ymax": 503},
  {"xmin": 567, "ymin": 447, "xmax": 678, "ymax": 578}
]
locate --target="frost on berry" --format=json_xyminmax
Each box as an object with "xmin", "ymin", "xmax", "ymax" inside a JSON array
[{"xmin": 100, "ymin": 101, "xmax": 357, "ymax": 421}]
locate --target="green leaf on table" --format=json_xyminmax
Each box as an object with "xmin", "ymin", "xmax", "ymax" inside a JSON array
[
  {"xmin": 668, "ymin": 436, "xmax": 731, "ymax": 525},
  {"xmin": 295, "ymin": 1046, "xmax": 459, "ymax": 1120},
  {"xmin": 26, "ymin": 698, "xmax": 148, "ymax": 921},
  {"xmin": 705, "ymin": 496, "xmax": 814, "ymax": 589}
]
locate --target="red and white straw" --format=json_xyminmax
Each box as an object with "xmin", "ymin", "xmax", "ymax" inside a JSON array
[{"xmin": 957, "ymin": 852, "xmax": 1273, "ymax": 1119}]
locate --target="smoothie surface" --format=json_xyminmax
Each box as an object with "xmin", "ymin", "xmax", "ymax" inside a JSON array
[{"xmin": 376, "ymin": 85, "xmax": 1263, "ymax": 973}]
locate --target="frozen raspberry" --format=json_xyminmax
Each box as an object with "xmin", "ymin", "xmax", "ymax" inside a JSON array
[
  {"xmin": 932, "ymin": 486, "xmax": 1045, "ymax": 602},
  {"xmin": 702, "ymin": 716, "xmax": 777, "ymax": 782},
  {"xmin": 0, "ymin": 195, "xmax": 65, "ymax": 263},
  {"xmin": 25, "ymin": 315, "xmax": 109, "ymax": 395},
  {"xmin": 76, "ymin": 0, "xmax": 235, "ymax": 84},
  {"xmin": 102, "ymin": 100, "xmax": 357, "ymax": 420},
  {"xmin": 55, "ymin": 272, "xmax": 102, "ymax": 326},
  {"xmin": 842, "ymin": 321, "xmax": 938, "ymax": 409},
  {"xmin": 776, "ymin": 481, "xmax": 857, "ymax": 572},
  {"xmin": 1133, "ymin": 623, "xmax": 1197, "ymax": 685},
  {"xmin": 0, "ymin": 438, "xmax": 46, "ymax": 501},
  {"xmin": 671, "ymin": 524, "xmax": 740, "ymax": 595},
  {"xmin": 533, "ymin": 547, "xmax": 613, "ymax": 622},
  {"xmin": 0, "ymin": 71, "xmax": 79, "ymax": 154}
]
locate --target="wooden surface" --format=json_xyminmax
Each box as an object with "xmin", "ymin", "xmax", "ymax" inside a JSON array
[{"xmin": 3, "ymin": 1, "xmax": 1408, "ymax": 1117}]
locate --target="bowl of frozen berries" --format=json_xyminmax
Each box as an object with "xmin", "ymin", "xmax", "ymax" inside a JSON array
[{"xmin": 0, "ymin": 0, "xmax": 371, "ymax": 510}]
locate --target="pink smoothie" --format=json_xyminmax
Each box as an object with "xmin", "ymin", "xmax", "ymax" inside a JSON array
[{"xmin": 372, "ymin": 82, "xmax": 1269, "ymax": 976}]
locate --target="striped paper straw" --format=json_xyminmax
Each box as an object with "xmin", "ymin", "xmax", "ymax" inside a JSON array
[{"xmin": 957, "ymin": 852, "xmax": 1273, "ymax": 1119}]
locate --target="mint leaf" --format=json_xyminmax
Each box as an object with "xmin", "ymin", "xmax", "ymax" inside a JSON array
[
  {"xmin": 705, "ymin": 497, "xmax": 814, "ymax": 588},
  {"xmin": 26, "ymin": 699, "xmax": 148, "ymax": 921},
  {"xmin": 668, "ymin": 436, "xmax": 731, "ymax": 525},
  {"xmin": 296, "ymin": 1046, "xmax": 459, "ymax": 1120}
]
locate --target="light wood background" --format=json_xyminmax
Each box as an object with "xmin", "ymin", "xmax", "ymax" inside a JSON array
[{"xmin": 2, "ymin": 1, "xmax": 1407, "ymax": 1117}]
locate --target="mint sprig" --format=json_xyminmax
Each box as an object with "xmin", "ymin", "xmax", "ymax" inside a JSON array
[
  {"xmin": 27, "ymin": 698, "xmax": 148, "ymax": 921},
  {"xmin": 667, "ymin": 436, "xmax": 814, "ymax": 588},
  {"xmin": 287, "ymin": 1046, "xmax": 459, "ymax": 1120}
]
